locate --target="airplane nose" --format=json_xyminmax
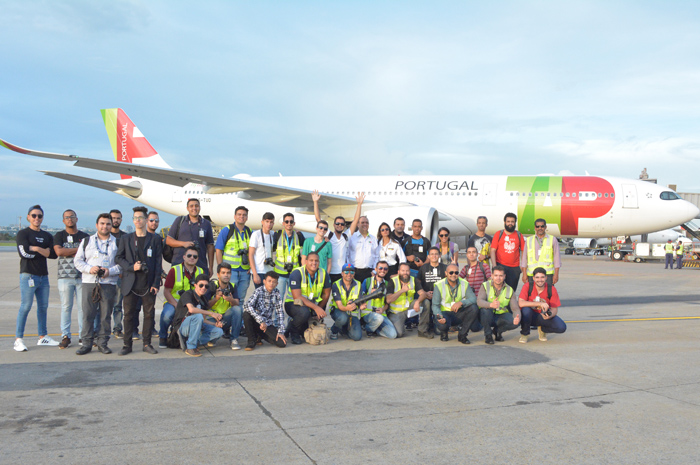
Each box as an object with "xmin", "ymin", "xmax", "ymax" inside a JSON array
[{"xmin": 689, "ymin": 202, "xmax": 700, "ymax": 220}]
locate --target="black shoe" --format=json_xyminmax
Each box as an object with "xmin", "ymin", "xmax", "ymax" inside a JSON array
[
  {"xmin": 418, "ymin": 331, "xmax": 434, "ymax": 339},
  {"xmin": 143, "ymin": 345, "xmax": 158, "ymax": 354},
  {"xmin": 76, "ymin": 345, "xmax": 92, "ymax": 355},
  {"xmin": 118, "ymin": 346, "xmax": 132, "ymax": 356},
  {"xmin": 494, "ymin": 328, "xmax": 504, "ymax": 342},
  {"xmin": 98, "ymin": 345, "xmax": 112, "ymax": 354},
  {"xmin": 485, "ymin": 334, "xmax": 494, "ymax": 345},
  {"xmin": 159, "ymin": 337, "xmax": 168, "ymax": 349},
  {"xmin": 113, "ymin": 330, "xmax": 124, "ymax": 339},
  {"xmin": 291, "ymin": 333, "xmax": 302, "ymax": 345},
  {"xmin": 458, "ymin": 335, "xmax": 471, "ymax": 345},
  {"xmin": 365, "ymin": 331, "xmax": 377, "ymax": 338},
  {"xmin": 440, "ymin": 332, "xmax": 449, "ymax": 342}
]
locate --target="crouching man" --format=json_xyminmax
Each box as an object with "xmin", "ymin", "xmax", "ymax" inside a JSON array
[
  {"xmin": 242, "ymin": 271, "xmax": 287, "ymax": 350},
  {"xmin": 173, "ymin": 274, "xmax": 223, "ymax": 357},
  {"xmin": 284, "ymin": 252, "xmax": 331, "ymax": 344},
  {"xmin": 517, "ymin": 267, "xmax": 566, "ymax": 343},
  {"xmin": 385, "ymin": 262, "xmax": 425, "ymax": 338},
  {"xmin": 207, "ymin": 263, "xmax": 243, "ymax": 350},
  {"xmin": 477, "ymin": 265, "xmax": 521, "ymax": 345},
  {"xmin": 432, "ymin": 264, "xmax": 479, "ymax": 343}
]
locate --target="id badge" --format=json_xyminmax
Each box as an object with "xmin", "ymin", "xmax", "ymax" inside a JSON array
[
  {"xmin": 468, "ymin": 268, "xmax": 473, "ymax": 275},
  {"xmin": 102, "ymin": 258, "xmax": 110, "ymax": 267},
  {"xmin": 67, "ymin": 235, "xmax": 73, "ymax": 243},
  {"xmin": 418, "ymin": 246, "xmax": 423, "ymax": 253},
  {"xmin": 147, "ymin": 248, "xmax": 152, "ymax": 258},
  {"xmin": 199, "ymin": 229, "xmax": 205, "ymax": 238},
  {"xmin": 308, "ymin": 293, "xmax": 314, "ymax": 300},
  {"xmin": 28, "ymin": 278, "xmax": 35, "ymax": 288}
]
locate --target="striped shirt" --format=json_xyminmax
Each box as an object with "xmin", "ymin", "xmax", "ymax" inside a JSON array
[
  {"xmin": 243, "ymin": 286, "xmax": 286, "ymax": 334},
  {"xmin": 459, "ymin": 261, "xmax": 491, "ymax": 295}
]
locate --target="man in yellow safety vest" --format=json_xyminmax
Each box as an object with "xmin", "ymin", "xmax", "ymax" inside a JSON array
[
  {"xmin": 478, "ymin": 265, "xmax": 522, "ymax": 345},
  {"xmin": 385, "ymin": 262, "xmax": 425, "ymax": 338},
  {"xmin": 520, "ymin": 218, "xmax": 560, "ymax": 299},
  {"xmin": 284, "ymin": 252, "xmax": 331, "ymax": 345},
  {"xmin": 432, "ymin": 264, "xmax": 478, "ymax": 343}
]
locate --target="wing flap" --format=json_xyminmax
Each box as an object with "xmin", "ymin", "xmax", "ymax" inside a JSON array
[{"xmin": 40, "ymin": 171, "xmax": 143, "ymax": 197}]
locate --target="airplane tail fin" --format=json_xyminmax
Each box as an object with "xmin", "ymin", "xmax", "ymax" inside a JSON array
[{"xmin": 101, "ymin": 108, "xmax": 172, "ymax": 179}]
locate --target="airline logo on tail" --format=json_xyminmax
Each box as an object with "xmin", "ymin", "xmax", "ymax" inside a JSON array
[{"xmin": 101, "ymin": 108, "xmax": 171, "ymax": 179}]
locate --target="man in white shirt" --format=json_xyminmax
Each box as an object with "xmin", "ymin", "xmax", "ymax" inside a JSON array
[
  {"xmin": 248, "ymin": 212, "xmax": 276, "ymax": 290},
  {"xmin": 347, "ymin": 216, "xmax": 379, "ymax": 284}
]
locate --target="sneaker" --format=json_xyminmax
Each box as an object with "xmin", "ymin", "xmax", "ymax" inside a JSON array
[
  {"xmin": 113, "ymin": 331, "xmax": 124, "ymax": 339},
  {"xmin": 14, "ymin": 338, "xmax": 28, "ymax": 352},
  {"xmin": 245, "ymin": 345, "xmax": 255, "ymax": 351},
  {"xmin": 329, "ymin": 331, "xmax": 338, "ymax": 340},
  {"xmin": 538, "ymin": 326, "xmax": 547, "ymax": 342},
  {"xmin": 118, "ymin": 346, "xmax": 132, "ymax": 356},
  {"xmin": 159, "ymin": 337, "xmax": 168, "ymax": 349},
  {"xmin": 230, "ymin": 339, "xmax": 241, "ymax": 350},
  {"xmin": 97, "ymin": 345, "xmax": 112, "ymax": 354},
  {"xmin": 37, "ymin": 336, "xmax": 59, "ymax": 347},
  {"xmin": 79, "ymin": 338, "xmax": 83, "ymax": 346},
  {"xmin": 75, "ymin": 345, "xmax": 91, "ymax": 355},
  {"xmin": 133, "ymin": 332, "xmax": 140, "ymax": 341},
  {"xmin": 439, "ymin": 332, "xmax": 449, "ymax": 342},
  {"xmin": 58, "ymin": 336, "xmax": 71, "ymax": 349},
  {"xmin": 291, "ymin": 333, "xmax": 302, "ymax": 345},
  {"xmin": 417, "ymin": 331, "xmax": 434, "ymax": 339},
  {"xmin": 185, "ymin": 348, "xmax": 202, "ymax": 357},
  {"xmin": 366, "ymin": 330, "xmax": 377, "ymax": 338},
  {"xmin": 485, "ymin": 334, "xmax": 494, "ymax": 345},
  {"xmin": 519, "ymin": 334, "xmax": 528, "ymax": 344},
  {"xmin": 206, "ymin": 341, "xmax": 216, "ymax": 348},
  {"xmin": 142, "ymin": 345, "xmax": 158, "ymax": 354}
]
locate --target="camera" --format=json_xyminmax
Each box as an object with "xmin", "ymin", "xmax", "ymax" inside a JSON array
[
  {"xmin": 96, "ymin": 268, "xmax": 106, "ymax": 279},
  {"xmin": 264, "ymin": 257, "xmax": 275, "ymax": 267},
  {"xmin": 221, "ymin": 286, "xmax": 231, "ymax": 297},
  {"xmin": 542, "ymin": 308, "xmax": 552, "ymax": 317},
  {"xmin": 284, "ymin": 262, "xmax": 294, "ymax": 273},
  {"xmin": 238, "ymin": 248, "xmax": 249, "ymax": 266},
  {"xmin": 140, "ymin": 263, "xmax": 149, "ymax": 274}
]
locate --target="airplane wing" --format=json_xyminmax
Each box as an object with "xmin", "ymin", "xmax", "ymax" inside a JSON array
[
  {"xmin": 39, "ymin": 171, "xmax": 143, "ymax": 197},
  {"xmin": 0, "ymin": 137, "xmax": 362, "ymax": 207}
]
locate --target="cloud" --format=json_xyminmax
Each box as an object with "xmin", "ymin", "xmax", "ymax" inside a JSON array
[{"xmin": 548, "ymin": 137, "xmax": 700, "ymax": 166}]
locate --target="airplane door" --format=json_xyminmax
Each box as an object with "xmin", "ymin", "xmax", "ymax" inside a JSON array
[
  {"xmin": 622, "ymin": 184, "xmax": 638, "ymax": 209},
  {"xmin": 482, "ymin": 183, "xmax": 497, "ymax": 206}
]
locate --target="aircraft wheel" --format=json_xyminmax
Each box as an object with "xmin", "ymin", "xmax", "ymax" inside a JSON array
[
  {"xmin": 634, "ymin": 257, "xmax": 642, "ymax": 263},
  {"xmin": 612, "ymin": 251, "xmax": 623, "ymax": 261}
]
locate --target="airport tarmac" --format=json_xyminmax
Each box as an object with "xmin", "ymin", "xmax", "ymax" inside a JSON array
[{"xmin": 0, "ymin": 251, "xmax": 698, "ymax": 464}]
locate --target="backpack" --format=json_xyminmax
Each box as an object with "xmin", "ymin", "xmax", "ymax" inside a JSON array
[
  {"xmin": 224, "ymin": 224, "xmax": 252, "ymax": 244},
  {"xmin": 496, "ymin": 230, "xmax": 524, "ymax": 251},
  {"xmin": 327, "ymin": 231, "xmax": 348, "ymax": 242},
  {"xmin": 304, "ymin": 319, "xmax": 330, "ymax": 345},
  {"xmin": 162, "ymin": 216, "xmax": 186, "ymax": 264}
]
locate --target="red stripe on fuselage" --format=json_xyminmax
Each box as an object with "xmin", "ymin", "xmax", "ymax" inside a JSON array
[{"xmin": 560, "ymin": 177, "xmax": 615, "ymax": 235}]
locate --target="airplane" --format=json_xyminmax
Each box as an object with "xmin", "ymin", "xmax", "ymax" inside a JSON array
[
  {"xmin": 2, "ymin": 108, "xmax": 699, "ymax": 243},
  {"xmin": 573, "ymin": 229, "xmax": 691, "ymax": 249}
]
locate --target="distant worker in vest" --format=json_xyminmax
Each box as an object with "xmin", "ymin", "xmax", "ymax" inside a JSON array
[
  {"xmin": 158, "ymin": 246, "xmax": 204, "ymax": 348},
  {"xmin": 173, "ymin": 274, "xmax": 223, "ymax": 357},
  {"xmin": 467, "ymin": 216, "xmax": 492, "ymax": 264},
  {"xmin": 206, "ymin": 263, "xmax": 242, "ymax": 350},
  {"xmin": 518, "ymin": 267, "xmax": 566, "ymax": 343},
  {"xmin": 248, "ymin": 212, "xmax": 276, "ymax": 289},
  {"xmin": 385, "ymin": 262, "xmax": 425, "ymax": 338},
  {"xmin": 664, "ymin": 239, "xmax": 675, "ymax": 269},
  {"xmin": 302, "ymin": 220, "xmax": 333, "ymax": 272},
  {"xmin": 415, "ymin": 247, "xmax": 447, "ymax": 339},
  {"xmin": 676, "ymin": 240, "xmax": 685, "ymax": 269},
  {"xmin": 359, "ymin": 261, "xmax": 397, "ymax": 339},
  {"xmin": 432, "ymin": 264, "xmax": 479, "ymax": 343},
  {"xmin": 242, "ymin": 271, "xmax": 287, "ymax": 350},
  {"xmin": 166, "ymin": 198, "xmax": 215, "ymax": 275},
  {"xmin": 284, "ymin": 252, "xmax": 331, "ymax": 344},
  {"xmin": 490, "ymin": 213, "xmax": 524, "ymax": 293},
  {"xmin": 215, "ymin": 206, "xmax": 252, "ymax": 301},
  {"xmin": 312, "ymin": 190, "xmax": 365, "ymax": 283},
  {"xmin": 273, "ymin": 213, "xmax": 306, "ymax": 297},
  {"xmin": 377, "ymin": 222, "xmax": 406, "ymax": 276},
  {"xmin": 520, "ymin": 218, "xmax": 561, "ymax": 299},
  {"xmin": 477, "ymin": 265, "xmax": 521, "ymax": 345},
  {"xmin": 347, "ymin": 216, "xmax": 379, "ymax": 284},
  {"xmin": 329, "ymin": 264, "xmax": 365, "ymax": 341}
]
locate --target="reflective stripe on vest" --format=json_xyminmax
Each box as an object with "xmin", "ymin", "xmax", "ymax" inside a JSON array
[
  {"xmin": 527, "ymin": 235, "xmax": 554, "ymax": 275},
  {"xmin": 434, "ymin": 278, "xmax": 469, "ymax": 313},
  {"xmin": 483, "ymin": 281, "xmax": 513, "ymax": 314},
  {"xmin": 677, "ymin": 244, "xmax": 684, "ymax": 254},
  {"xmin": 222, "ymin": 227, "xmax": 250, "ymax": 270},
  {"xmin": 210, "ymin": 278, "xmax": 236, "ymax": 314},
  {"xmin": 364, "ymin": 276, "xmax": 386, "ymax": 315},
  {"xmin": 284, "ymin": 266, "xmax": 326, "ymax": 303},
  {"xmin": 330, "ymin": 279, "xmax": 361, "ymax": 311},
  {"xmin": 665, "ymin": 243, "xmax": 674, "ymax": 253},
  {"xmin": 170, "ymin": 264, "xmax": 204, "ymax": 300},
  {"xmin": 275, "ymin": 232, "xmax": 301, "ymax": 274},
  {"xmin": 388, "ymin": 276, "xmax": 415, "ymax": 312}
]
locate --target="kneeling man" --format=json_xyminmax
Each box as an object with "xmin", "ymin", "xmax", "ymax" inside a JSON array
[
  {"xmin": 517, "ymin": 267, "xmax": 567, "ymax": 343},
  {"xmin": 385, "ymin": 262, "xmax": 425, "ymax": 338},
  {"xmin": 477, "ymin": 265, "xmax": 521, "ymax": 344},
  {"xmin": 432, "ymin": 264, "xmax": 478, "ymax": 343},
  {"xmin": 173, "ymin": 274, "xmax": 224, "ymax": 357},
  {"xmin": 243, "ymin": 271, "xmax": 287, "ymax": 350},
  {"xmin": 284, "ymin": 252, "xmax": 331, "ymax": 344}
]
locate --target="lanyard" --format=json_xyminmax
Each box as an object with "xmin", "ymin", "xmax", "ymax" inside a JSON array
[
  {"xmin": 285, "ymin": 232, "xmax": 296, "ymax": 256},
  {"xmin": 448, "ymin": 283, "xmax": 459, "ymax": 302},
  {"xmin": 306, "ymin": 270, "xmax": 319, "ymax": 291},
  {"xmin": 95, "ymin": 237, "xmax": 110, "ymax": 255}
]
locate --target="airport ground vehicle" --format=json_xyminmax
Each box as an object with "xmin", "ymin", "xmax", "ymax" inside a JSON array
[{"xmin": 623, "ymin": 242, "xmax": 666, "ymax": 263}]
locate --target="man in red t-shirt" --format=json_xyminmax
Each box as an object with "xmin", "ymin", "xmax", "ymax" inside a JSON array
[
  {"xmin": 517, "ymin": 267, "xmax": 567, "ymax": 343},
  {"xmin": 490, "ymin": 212, "xmax": 524, "ymax": 293}
]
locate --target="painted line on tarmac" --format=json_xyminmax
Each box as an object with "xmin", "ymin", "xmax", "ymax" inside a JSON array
[
  {"xmin": 568, "ymin": 316, "xmax": 700, "ymax": 323},
  {"xmin": 584, "ymin": 273, "xmax": 623, "ymax": 276}
]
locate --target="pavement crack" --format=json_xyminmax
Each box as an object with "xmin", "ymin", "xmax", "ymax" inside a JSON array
[{"xmin": 235, "ymin": 378, "xmax": 317, "ymax": 464}]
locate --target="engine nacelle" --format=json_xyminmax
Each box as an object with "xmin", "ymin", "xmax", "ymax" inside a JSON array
[
  {"xmin": 572, "ymin": 238, "xmax": 597, "ymax": 249},
  {"xmin": 363, "ymin": 207, "xmax": 439, "ymax": 244}
]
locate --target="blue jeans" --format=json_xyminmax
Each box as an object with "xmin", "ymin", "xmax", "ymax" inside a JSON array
[
  {"xmin": 58, "ymin": 277, "xmax": 83, "ymax": 338},
  {"xmin": 180, "ymin": 314, "xmax": 224, "ymax": 349},
  {"xmin": 253, "ymin": 273, "xmax": 267, "ymax": 290},
  {"xmin": 331, "ymin": 308, "xmax": 362, "ymax": 341},
  {"xmin": 276, "ymin": 276, "xmax": 290, "ymax": 298},
  {"xmin": 230, "ymin": 269, "xmax": 251, "ymax": 302},
  {"xmin": 112, "ymin": 277, "xmax": 124, "ymax": 332},
  {"xmin": 16, "ymin": 273, "xmax": 50, "ymax": 338},
  {"xmin": 221, "ymin": 305, "xmax": 243, "ymax": 339},
  {"xmin": 363, "ymin": 311, "xmax": 397, "ymax": 339},
  {"xmin": 520, "ymin": 307, "xmax": 567, "ymax": 335},
  {"xmin": 159, "ymin": 302, "xmax": 176, "ymax": 339}
]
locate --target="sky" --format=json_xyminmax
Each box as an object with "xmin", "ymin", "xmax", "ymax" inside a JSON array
[{"xmin": 1, "ymin": 0, "xmax": 700, "ymax": 229}]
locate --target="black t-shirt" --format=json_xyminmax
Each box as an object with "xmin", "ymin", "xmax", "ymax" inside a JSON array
[
  {"xmin": 404, "ymin": 236, "xmax": 431, "ymax": 271},
  {"xmin": 54, "ymin": 229, "xmax": 89, "ymax": 279},
  {"xmin": 16, "ymin": 228, "xmax": 57, "ymax": 275},
  {"xmin": 417, "ymin": 262, "xmax": 447, "ymax": 293},
  {"xmin": 206, "ymin": 279, "xmax": 239, "ymax": 301},
  {"xmin": 386, "ymin": 276, "xmax": 416, "ymax": 294},
  {"xmin": 111, "ymin": 229, "xmax": 126, "ymax": 248},
  {"xmin": 391, "ymin": 232, "xmax": 410, "ymax": 250},
  {"xmin": 174, "ymin": 289, "xmax": 209, "ymax": 323},
  {"xmin": 467, "ymin": 233, "xmax": 493, "ymax": 256},
  {"xmin": 134, "ymin": 235, "xmax": 149, "ymax": 292}
]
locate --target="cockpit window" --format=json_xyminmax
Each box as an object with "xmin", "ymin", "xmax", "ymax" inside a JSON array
[{"xmin": 660, "ymin": 191, "xmax": 681, "ymax": 200}]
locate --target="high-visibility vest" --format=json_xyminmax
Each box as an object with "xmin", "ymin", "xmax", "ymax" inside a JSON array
[
  {"xmin": 677, "ymin": 243, "xmax": 684, "ymax": 255},
  {"xmin": 364, "ymin": 276, "xmax": 387, "ymax": 315},
  {"xmin": 434, "ymin": 278, "xmax": 469, "ymax": 314},
  {"xmin": 222, "ymin": 226, "xmax": 251, "ymax": 270},
  {"xmin": 170, "ymin": 264, "xmax": 204, "ymax": 300},
  {"xmin": 665, "ymin": 243, "xmax": 674, "ymax": 253},
  {"xmin": 526, "ymin": 235, "xmax": 554, "ymax": 275},
  {"xmin": 388, "ymin": 276, "xmax": 415, "ymax": 313},
  {"xmin": 482, "ymin": 280, "xmax": 514, "ymax": 315},
  {"xmin": 275, "ymin": 231, "xmax": 301, "ymax": 275},
  {"xmin": 209, "ymin": 278, "xmax": 236, "ymax": 314},
  {"xmin": 284, "ymin": 266, "xmax": 326, "ymax": 304},
  {"xmin": 330, "ymin": 279, "xmax": 360, "ymax": 311}
]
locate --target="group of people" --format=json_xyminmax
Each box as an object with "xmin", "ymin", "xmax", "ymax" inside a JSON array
[
  {"xmin": 14, "ymin": 194, "xmax": 567, "ymax": 356},
  {"xmin": 664, "ymin": 239, "xmax": 686, "ymax": 269}
]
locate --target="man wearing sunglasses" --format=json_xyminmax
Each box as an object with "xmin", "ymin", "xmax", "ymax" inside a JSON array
[
  {"xmin": 385, "ymin": 263, "xmax": 425, "ymax": 338},
  {"xmin": 312, "ymin": 190, "xmax": 365, "ymax": 283},
  {"xmin": 172, "ymin": 274, "xmax": 224, "ymax": 357},
  {"xmin": 302, "ymin": 220, "xmax": 333, "ymax": 272},
  {"xmin": 272, "ymin": 213, "xmax": 306, "ymax": 297},
  {"xmin": 146, "ymin": 211, "xmax": 160, "ymax": 235},
  {"xmin": 284, "ymin": 252, "xmax": 331, "ymax": 344},
  {"xmin": 158, "ymin": 246, "xmax": 204, "ymax": 348},
  {"xmin": 166, "ymin": 198, "xmax": 215, "ymax": 275},
  {"xmin": 14, "ymin": 205, "xmax": 59, "ymax": 352},
  {"xmin": 359, "ymin": 261, "xmax": 398, "ymax": 339},
  {"xmin": 347, "ymin": 216, "xmax": 379, "ymax": 284},
  {"xmin": 329, "ymin": 264, "xmax": 364, "ymax": 340},
  {"xmin": 477, "ymin": 265, "xmax": 522, "ymax": 345},
  {"xmin": 432, "ymin": 264, "xmax": 478, "ymax": 343},
  {"xmin": 520, "ymin": 218, "xmax": 560, "ymax": 299},
  {"xmin": 215, "ymin": 206, "xmax": 252, "ymax": 302}
]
